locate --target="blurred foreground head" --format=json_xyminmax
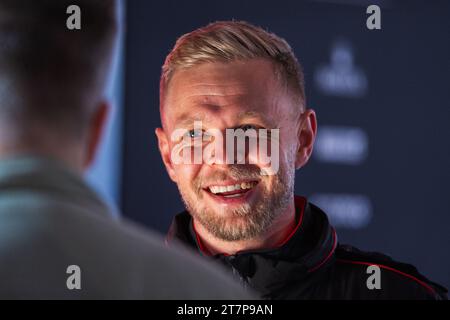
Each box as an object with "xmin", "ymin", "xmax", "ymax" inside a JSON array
[{"xmin": 0, "ymin": 0, "xmax": 117, "ymax": 171}]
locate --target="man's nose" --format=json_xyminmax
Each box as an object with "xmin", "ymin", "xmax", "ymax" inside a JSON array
[{"xmin": 204, "ymin": 131, "xmax": 257, "ymax": 166}]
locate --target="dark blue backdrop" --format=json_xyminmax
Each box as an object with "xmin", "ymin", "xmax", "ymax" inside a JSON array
[{"xmin": 121, "ymin": 0, "xmax": 450, "ymax": 289}]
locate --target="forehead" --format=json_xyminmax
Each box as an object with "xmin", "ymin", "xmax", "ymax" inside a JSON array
[{"xmin": 163, "ymin": 59, "xmax": 290, "ymax": 127}]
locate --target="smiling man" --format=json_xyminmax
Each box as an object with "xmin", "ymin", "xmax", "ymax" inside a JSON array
[{"xmin": 156, "ymin": 21, "xmax": 447, "ymax": 299}]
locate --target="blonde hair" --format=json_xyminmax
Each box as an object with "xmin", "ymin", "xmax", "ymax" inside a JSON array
[{"xmin": 160, "ymin": 20, "xmax": 306, "ymax": 112}]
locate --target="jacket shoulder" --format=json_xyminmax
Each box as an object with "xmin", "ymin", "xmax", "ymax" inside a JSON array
[{"xmin": 332, "ymin": 244, "xmax": 448, "ymax": 300}]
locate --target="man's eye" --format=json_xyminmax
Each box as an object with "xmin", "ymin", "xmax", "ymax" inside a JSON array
[
  {"xmin": 240, "ymin": 124, "xmax": 258, "ymax": 131},
  {"xmin": 185, "ymin": 129, "xmax": 203, "ymax": 139}
]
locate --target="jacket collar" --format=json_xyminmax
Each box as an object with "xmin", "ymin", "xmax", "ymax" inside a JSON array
[
  {"xmin": 167, "ymin": 195, "xmax": 337, "ymax": 298},
  {"xmin": 0, "ymin": 155, "xmax": 112, "ymax": 217}
]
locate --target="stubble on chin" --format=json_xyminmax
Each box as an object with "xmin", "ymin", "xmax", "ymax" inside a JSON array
[{"xmin": 178, "ymin": 165, "xmax": 295, "ymax": 242}]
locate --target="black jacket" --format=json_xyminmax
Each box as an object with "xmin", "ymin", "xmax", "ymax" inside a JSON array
[{"xmin": 167, "ymin": 196, "xmax": 448, "ymax": 300}]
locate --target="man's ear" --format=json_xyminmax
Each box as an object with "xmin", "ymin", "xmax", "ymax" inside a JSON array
[
  {"xmin": 295, "ymin": 109, "xmax": 317, "ymax": 169},
  {"xmin": 155, "ymin": 127, "xmax": 178, "ymax": 183},
  {"xmin": 84, "ymin": 100, "xmax": 109, "ymax": 169}
]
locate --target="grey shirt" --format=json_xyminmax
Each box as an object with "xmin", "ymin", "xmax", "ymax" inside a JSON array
[{"xmin": 0, "ymin": 156, "xmax": 253, "ymax": 299}]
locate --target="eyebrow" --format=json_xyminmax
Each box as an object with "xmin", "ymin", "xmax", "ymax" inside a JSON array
[
  {"xmin": 174, "ymin": 114, "xmax": 207, "ymax": 128},
  {"xmin": 237, "ymin": 111, "xmax": 274, "ymax": 126},
  {"xmin": 173, "ymin": 110, "xmax": 274, "ymax": 128}
]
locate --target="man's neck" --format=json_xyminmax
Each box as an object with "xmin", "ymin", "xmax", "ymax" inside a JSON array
[
  {"xmin": 0, "ymin": 130, "xmax": 85, "ymax": 174},
  {"xmin": 193, "ymin": 199, "xmax": 297, "ymax": 256}
]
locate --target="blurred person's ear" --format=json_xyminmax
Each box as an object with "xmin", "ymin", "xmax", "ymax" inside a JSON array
[
  {"xmin": 155, "ymin": 127, "xmax": 177, "ymax": 183},
  {"xmin": 295, "ymin": 109, "xmax": 317, "ymax": 169},
  {"xmin": 83, "ymin": 100, "xmax": 109, "ymax": 169}
]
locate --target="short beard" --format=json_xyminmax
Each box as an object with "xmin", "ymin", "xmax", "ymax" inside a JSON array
[{"xmin": 178, "ymin": 164, "xmax": 295, "ymax": 241}]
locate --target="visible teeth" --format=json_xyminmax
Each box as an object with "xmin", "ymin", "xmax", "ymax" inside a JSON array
[
  {"xmin": 208, "ymin": 182, "xmax": 256, "ymax": 194},
  {"xmin": 224, "ymin": 194, "xmax": 242, "ymax": 198},
  {"xmin": 241, "ymin": 182, "xmax": 252, "ymax": 189}
]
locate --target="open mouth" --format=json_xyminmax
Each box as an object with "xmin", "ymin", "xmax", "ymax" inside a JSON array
[{"xmin": 204, "ymin": 181, "xmax": 259, "ymax": 199}]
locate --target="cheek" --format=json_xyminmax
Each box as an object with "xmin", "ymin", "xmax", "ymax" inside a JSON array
[
  {"xmin": 279, "ymin": 143, "xmax": 294, "ymax": 164},
  {"xmin": 279, "ymin": 129, "xmax": 299, "ymax": 163},
  {"xmin": 245, "ymin": 133, "xmax": 279, "ymax": 168},
  {"xmin": 247, "ymin": 132, "xmax": 295, "ymax": 176},
  {"xmin": 173, "ymin": 164, "xmax": 202, "ymax": 188}
]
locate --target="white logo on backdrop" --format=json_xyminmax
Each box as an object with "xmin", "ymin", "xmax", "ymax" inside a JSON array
[
  {"xmin": 310, "ymin": 194, "xmax": 373, "ymax": 229},
  {"xmin": 314, "ymin": 126, "xmax": 368, "ymax": 165},
  {"xmin": 314, "ymin": 39, "xmax": 368, "ymax": 98}
]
